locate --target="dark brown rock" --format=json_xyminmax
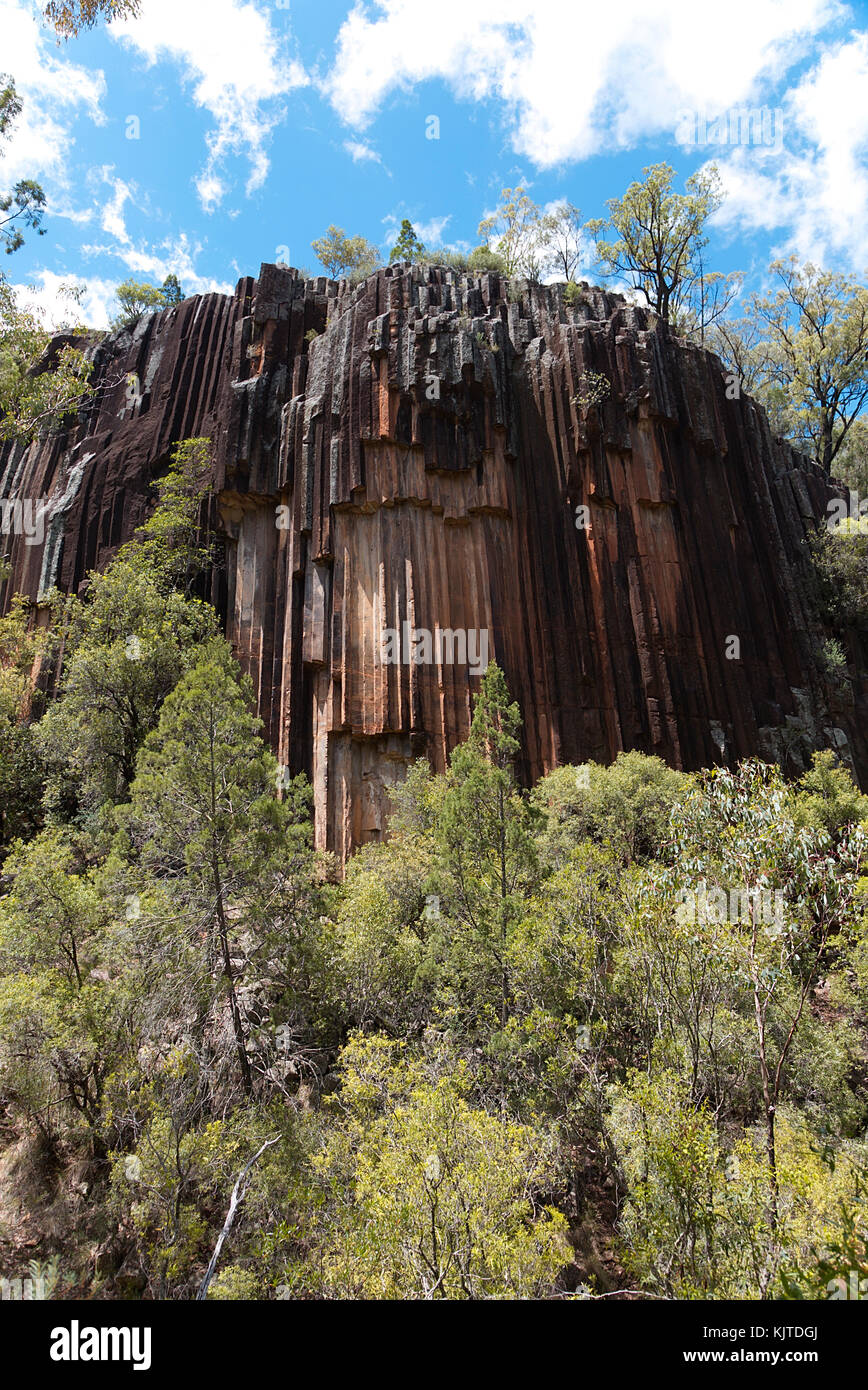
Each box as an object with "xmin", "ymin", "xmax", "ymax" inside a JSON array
[{"xmin": 2, "ymin": 264, "xmax": 864, "ymax": 858}]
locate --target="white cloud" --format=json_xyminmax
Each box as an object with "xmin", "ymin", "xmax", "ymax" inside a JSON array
[
  {"xmin": 713, "ymin": 33, "xmax": 868, "ymax": 267},
  {"xmin": 194, "ymin": 173, "xmax": 228, "ymax": 215},
  {"xmin": 12, "ymin": 269, "xmax": 118, "ymax": 331},
  {"xmin": 324, "ymin": 0, "xmax": 840, "ymax": 165},
  {"xmin": 413, "ymin": 214, "xmax": 452, "ymax": 246},
  {"xmin": 110, "ymin": 0, "xmax": 309, "ymax": 210},
  {"xmin": 67, "ymin": 168, "xmax": 233, "ymax": 312},
  {"xmin": 0, "ymin": 0, "xmax": 106, "ymax": 186},
  {"xmin": 383, "ymin": 208, "xmax": 459, "ymax": 247},
  {"xmin": 380, "ymin": 211, "xmax": 453, "ymax": 254},
  {"xmin": 343, "ymin": 139, "xmax": 385, "ymax": 166},
  {"xmin": 99, "ymin": 172, "xmax": 135, "ymax": 243},
  {"xmin": 80, "ymin": 216, "xmax": 234, "ymax": 302},
  {"xmin": 49, "ymin": 201, "xmax": 96, "ymax": 226}
]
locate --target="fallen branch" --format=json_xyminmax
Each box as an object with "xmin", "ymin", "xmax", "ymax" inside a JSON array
[{"xmin": 195, "ymin": 1135, "xmax": 281, "ymax": 1301}]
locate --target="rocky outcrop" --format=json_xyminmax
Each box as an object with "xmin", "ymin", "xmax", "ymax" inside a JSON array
[{"xmin": 1, "ymin": 263, "xmax": 864, "ymax": 858}]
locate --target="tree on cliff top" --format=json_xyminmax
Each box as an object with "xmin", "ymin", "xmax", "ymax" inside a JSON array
[
  {"xmin": 311, "ymin": 226, "xmax": 380, "ymax": 281},
  {"xmin": 160, "ymin": 273, "xmax": 184, "ymax": 306},
  {"xmin": 388, "ymin": 219, "xmax": 426, "ymax": 265},
  {"xmin": 587, "ymin": 163, "xmax": 728, "ymax": 329},
  {"xmin": 749, "ymin": 259, "xmax": 868, "ymax": 475},
  {"xmin": 478, "ymin": 187, "xmax": 546, "ymax": 278},
  {"xmin": 541, "ymin": 200, "xmax": 585, "ymax": 283},
  {"xmin": 112, "ymin": 277, "xmax": 182, "ymax": 328}
]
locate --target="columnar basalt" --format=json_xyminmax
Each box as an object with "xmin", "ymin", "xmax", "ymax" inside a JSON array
[{"xmin": 1, "ymin": 263, "xmax": 864, "ymax": 858}]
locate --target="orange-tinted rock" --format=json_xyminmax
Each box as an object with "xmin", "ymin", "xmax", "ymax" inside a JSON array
[{"xmin": 1, "ymin": 263, "xmax": 864, "ymax": 858}]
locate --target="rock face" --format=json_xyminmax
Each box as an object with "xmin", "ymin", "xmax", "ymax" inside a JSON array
[{"xmin": 1, "ymin": 263, "xmax": 865, "ymax": 857}]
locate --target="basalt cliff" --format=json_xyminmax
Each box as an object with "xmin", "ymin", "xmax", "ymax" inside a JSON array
[{"xmin": 1, "ymin": 263, "xmax": 864, "ymax": 857}]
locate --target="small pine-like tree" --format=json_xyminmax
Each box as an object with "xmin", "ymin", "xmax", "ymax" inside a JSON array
[
  {"xmin": 160, "ymin": 273, "xmax": 184, "ymax": 306},
  {"xmin": 434, "ymin": 664, "xmax": 540, "ymax": 1034},
  {"xmin": 126, "ymin": 637, "xmax": 296, "ymax": 1094},
  {"xmin": 388, "ymin": 219, "xmax": 426, "ymax": 265}
]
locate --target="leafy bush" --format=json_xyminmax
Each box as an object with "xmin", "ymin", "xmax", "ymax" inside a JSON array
[
  {"xmin": 811, "ymin": 519, "xmax": 868, "ymax": 638},
  {"xmin": 531, "ymin": 751, "xmax": 685, "ymax": 867}
]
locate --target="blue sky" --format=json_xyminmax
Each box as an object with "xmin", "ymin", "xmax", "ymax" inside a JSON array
[{"xmin": 2, "ymin": 0, "xmax": 867, "ymax": 327}]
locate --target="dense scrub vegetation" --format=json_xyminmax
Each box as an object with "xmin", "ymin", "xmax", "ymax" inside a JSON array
[{"xmin": 0, "ymin": 445, "xmax": 866, "ymax": 1301}]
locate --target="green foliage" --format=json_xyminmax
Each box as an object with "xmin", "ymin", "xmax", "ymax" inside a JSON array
[
  {"xmin": 310, "ymin": 225, "xmax": 380, "ymax": 280},
  {"xmin": 810, "ymin": 515, "xmax": 868, "ymax": 640},
  {"xmin": 0, "ymin": 179, "xmax": 46, "ymax": 257},
  {"xmin": 160, "ymin": 273, "xmax": 184, "ymax": 306},
  {"xmin": 305, "ymin": 1034, "xmax": 569, "ymax": 1298},
  {"xmin": 2, "ymin": 584, "xmax": 867, "ymax": 1305},
  {"xmin": 0, "ymin": 594, "xmax": 52, "ymax": 850},
  {"xmin": 0, "ymin": 828, "xmax": 121, "ymax": 1143},
  {"xmin": 0, "ymin": 277, "xmax": 95, "ymax": 441},
  {"xmin": 532, "ymin": 751, "xmax": 684, "ymax": 868},
  {"xmin": 606, "ymin": 1074, "xmax": 867, "ymax": 1298},
  {"xmin": 0, "ymin": 75, "xmax": 21, "ymax": 143},
  {"xmin": 112, "ymin": 277, "xmax": 173, "ymax": 328},
  {"xmin": 127, "ymin": 436, "xmax": 214, "ymax": 584},
  {"xmin": 36, "ymin": 438, "xmax": 218, "ymax": 811},
  {"xmin": 428, "ymin": 664, "xmax": 540, "ymax": 1037},
  {"xmin": 107, "ymin": 1095, "xmax": 271, "ymax": 1297},
  {"xmin": 782, "ymin": 1165, "xmax": 868, "ymax": 1300},
  {"xmin": 543, "ymin": 201, "xmax": 584, "ymax": 282},
  {"xmin": 0, "ymin": 722, "xmax": 45, "ymax": 850},
  {"xmin": 563, "ymin": 280, "xmax": 584, "ymax": 308},
  {"xmin": 1, "ymin": 77, "xmax": 46, "ymax": 256},
  {"xmin": 386, "ymin": 755, "xmax": 444, "ymax": 838},
  {"xmin": 208, "ymin": 1266, "xmax": 261, "ymax": 1300},
  {"xmin": 121, "ymin": 637, "xmax": 313, "ymax": 1095},
  {"xmin": 588, "ymin": 163, "xmax": 733, "ymax": 332},
  {"xmin": 749, "ymin": 259, "xmax": 868, "ymax": 473},
  {"xmin": 571, "ymin": 369, "xmax": 611, "ymax": 414},
  {"xmin": 424, "ymin": 245, "xmax": 508, "ymax": 274},
  {"xmin": 666, "ymin": 760, "xmax": 866, "ymax": 1235},
  {"xmin": 608, "ymin": 1070, "xmax": 732, "ymax": 1297},
  {"xmin": 478, "ymin": 187, "xmax": 547, "ymax": 278},
  {"xmin": 42, "ymin": 1, "xmax": 140, "ymax": 37},
  {"xmin": 467, "ymin": 244, "xmax": 508, "ymax": 274},
  {"xmin": 38, "ymin": 578, "xmax": 216, "ymax": 815},
  {"xmin": 330, "ymin": 839, "xmax": 429, "ymax": 1032},
  {"xmin": 830, "ymin": 416, "xmax": 868, "ymax": 494},
  {"xmin": 791, "ymin": 750, "xmax": 868, "ymax": 835},
  {"xmin": 388, "ymin": 218, "xmax": 426, "ymax": 265}
]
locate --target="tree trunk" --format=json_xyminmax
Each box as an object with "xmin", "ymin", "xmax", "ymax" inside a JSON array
[
  {"xmin": 752, "ymin": 982, "xmax": 778, "ymax": 1241},
  {"xmin": 212, "ymin": 853, "xmax": 252, "ymax": 1095}
]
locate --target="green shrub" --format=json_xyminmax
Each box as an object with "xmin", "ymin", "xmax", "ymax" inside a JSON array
[
  {"xmin": 811, "ymin": 519, "xmax": 868, "ymax": 638},
  {"xmin": 564, "ymin": 280, "xmax": 583, "ymax": 307},
  {"xmin": 531, "ymin": 751, "xmax": 685, "ymax": 867}
]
